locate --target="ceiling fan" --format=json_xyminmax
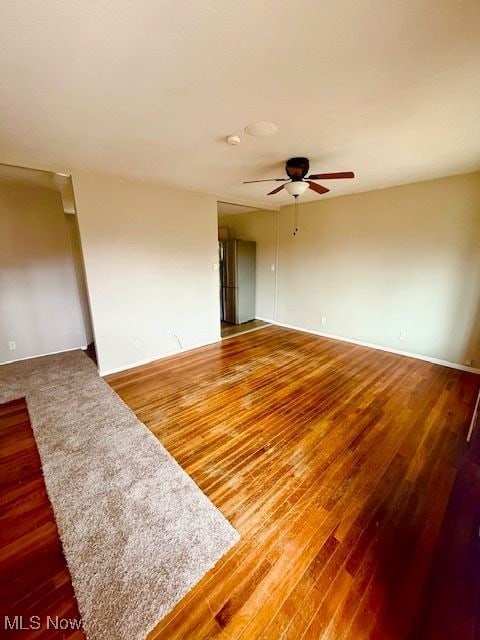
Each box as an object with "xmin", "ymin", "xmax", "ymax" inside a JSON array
[{"xmin": 243, "ymin": 157, "xmax": 354, "ymax": 198}]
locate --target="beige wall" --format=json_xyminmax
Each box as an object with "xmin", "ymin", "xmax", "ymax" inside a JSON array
[
  {"xmin": 218, "ymin": 210, "xmax": 278, "ymax": 321},
  {"xmin": 0, "ymin": 181, "xmax": 92, "ymax": 363},
  {"xmin": 220, "ymin": 172, "xmax": 480, "ymax": 368},
  {"xmin": 72, "ymin": 172, "xmax": 221, "ymax": 375}
]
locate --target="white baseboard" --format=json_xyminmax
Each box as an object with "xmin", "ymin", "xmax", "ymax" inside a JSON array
[
  {"xmin": 0, "ymin": 345, "xmax": 88, "ymax": 367},
  {"xmin": 255, "ymin": 316, "xmax": 275, "ymax": 323},
  {"xmin": 270, "ymin": 321, "xmax": 480, "ymax": 375},
  {"xmin": 99, "ymin": 336, "xmax": 222, "ymax": 377}
]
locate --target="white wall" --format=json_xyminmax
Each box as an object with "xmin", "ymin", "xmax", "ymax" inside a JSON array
[
  {"xmin": 72, "ymin": 172, "xmax": 221, "ymax": 375},
  {"xmin": 219, "ymin": 172, "xmax": 480, "ymax": 368},
  {"xmin": 0, "ymin": 181, "xmax": 92, "ymax": 363}
]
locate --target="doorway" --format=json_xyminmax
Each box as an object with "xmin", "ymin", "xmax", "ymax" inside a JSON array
[
  {"xmin": 217, "ymin": 201, "xmax": 271, "ymax": 339},
  {"xmin": 0, "ymin": 163, "xmax": 97, "ymax": 365}
]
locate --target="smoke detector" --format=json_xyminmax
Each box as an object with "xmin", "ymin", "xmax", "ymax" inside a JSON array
[{"xmin": 226, "ymin": 135, "xmax": 241, "ymax": 145}]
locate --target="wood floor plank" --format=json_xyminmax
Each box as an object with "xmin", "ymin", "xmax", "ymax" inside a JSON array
[
  {"xmin": 1, "ymin": 326, "xmax": 478, "ymax": 639},
  {"xmin": 107, "ymin": 326, "xmax": 480, "ymax": 639},
  {"xmin": 0, "ymin": 398, "xmax": 84, "ymax": 639}
]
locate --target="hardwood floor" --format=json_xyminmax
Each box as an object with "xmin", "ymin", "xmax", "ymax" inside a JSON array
[
  {"xmin": 0, "ymin": 398, "xmax": 84, "ymax": 639},
  {"xmin": 106, "ymin": 326, "xmax": 479, "ymax": 640},
  {"xmin": 1, "ymin": 326, "xmax": 478, "ymax": 639},
  {"xmin": 409, "ymin": 405, "xmax": 480, "ymax": 639},
  {"xmin": 221, "ymin": 319, "xmax": 271, "ymax": 339}
]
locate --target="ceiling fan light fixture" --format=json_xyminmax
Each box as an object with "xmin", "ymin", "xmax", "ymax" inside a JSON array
[{"xmin": 285, "ymin": 181, "xmax": 308, "ymax": 197}]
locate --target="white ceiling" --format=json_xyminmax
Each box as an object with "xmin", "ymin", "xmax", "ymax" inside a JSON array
[{"xmin": 1, "ymin": 1, "xmax": 479, "ymax": 209}]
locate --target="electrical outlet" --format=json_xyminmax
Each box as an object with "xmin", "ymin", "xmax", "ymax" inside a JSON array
[
  {"xmin": 8, "ymin": 341, "xmax": 16, "ymax": 351},
  {"xmin": 321, "ymin": 316, "xmax": 327, "ymax": 326},
  {"xmin": 270, "ymin": 264, "xmax": 275, "ymax": 272},
  {"xmin": 133, "ymin": 339, "xmax": 141, "ymax": 348},
  {"xmin": 399, "ymin": 330, "xmax": 407, "ymax": 341},
  {"xmin": 212, "ymin": 262, "xmax": 219, "ymax": 271},
  {"xmin": 465, "ymin": 359, "xmax": 473, "ymax": 366}
]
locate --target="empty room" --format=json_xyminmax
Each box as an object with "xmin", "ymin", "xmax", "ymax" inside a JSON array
[{"xmin": 1, "ymin": 2, "xmax": 480, "ymax": 639}]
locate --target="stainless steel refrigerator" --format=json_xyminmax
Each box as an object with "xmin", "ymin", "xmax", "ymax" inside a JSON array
[{"xmin": 219, "ymin": 240, "xmax": 256, "ymax": 324}]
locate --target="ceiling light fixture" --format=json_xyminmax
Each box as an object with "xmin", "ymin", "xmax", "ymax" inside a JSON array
[
  {"xmin": 284, "ymin": 181, "xmax": 308, "ymax": 237},
  {"xmin": 284, "ymin": 181, "xmax": 308, "ymax": 197},
  {"xmin": 245, "ymin": 121, "xmax": 279, "ymax": 137}
]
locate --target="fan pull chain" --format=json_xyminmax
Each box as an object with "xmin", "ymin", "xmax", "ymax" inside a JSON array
[{"xmin": 293, "ymin": 196, "xmax": 299, "ymax": 236}]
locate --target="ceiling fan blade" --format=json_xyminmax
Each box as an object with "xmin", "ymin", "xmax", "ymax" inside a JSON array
[
  {"xmin": 307, "ymin": 181, "xmax": 330, "ymax": 195},
  {"xmin": 243, "ymin": 178, "xmax": 287, "ymax": 184},
  {"xmin": 267, "ymin": 184, "xmax": 286, "ymax": 195},
  {"xmin": 307, "ymin": 172, "xmax": 355, "ymax": 180}
]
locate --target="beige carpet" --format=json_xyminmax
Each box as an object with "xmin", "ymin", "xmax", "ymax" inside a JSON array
[{"xmin": 0, "ymin": 350, "xmax": 239, "ymax": 640}]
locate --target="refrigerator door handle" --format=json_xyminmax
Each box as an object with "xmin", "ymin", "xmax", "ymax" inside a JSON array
[{"xmin": 220, "ymin": 286, "xmax": 225, "ymax": 322}]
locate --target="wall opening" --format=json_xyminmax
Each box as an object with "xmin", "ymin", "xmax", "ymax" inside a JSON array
[{"xmin": 0, "ymin": 163, "xmax": 96, "ymax": 365}]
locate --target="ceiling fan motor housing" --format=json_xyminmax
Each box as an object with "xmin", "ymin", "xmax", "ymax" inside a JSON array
[{"xmin": 286, "ymin": 157, "xmax": 310, "ymax": 181}]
